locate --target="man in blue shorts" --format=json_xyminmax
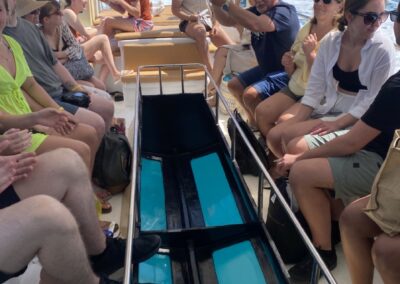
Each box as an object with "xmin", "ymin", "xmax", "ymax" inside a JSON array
[{"xmin": 211, "ymin": 0, "xmax": 299, "ymax": 127}]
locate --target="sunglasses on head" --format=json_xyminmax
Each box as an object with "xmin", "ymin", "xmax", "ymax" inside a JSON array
[
  {"xmin": 389, "ymin": 11, "xmax": 400, "ymax": 23},
  {"xmin": 314, "ymin": 0, "xmax": 334, "ymax": 4},
  {"xmin": 351, "ymin": 11, "xmax": 389, "ymax": 26}
]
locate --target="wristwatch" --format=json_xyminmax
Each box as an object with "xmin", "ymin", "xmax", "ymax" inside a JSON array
[{"xmin": 222, "ymin": 0, "xmax": 230, "ymax": 12}]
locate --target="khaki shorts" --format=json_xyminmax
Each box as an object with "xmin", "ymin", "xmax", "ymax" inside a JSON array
[
  {"xmin": 328, "ymin": 150, "xmax": 383, "ymax": 205},
  {"xmin": 304, "ymin": 129, "xmax": 350, "ymax": 150}
]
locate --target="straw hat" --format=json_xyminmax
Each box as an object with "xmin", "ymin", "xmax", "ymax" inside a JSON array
[{"xmin": 16, "ymin": 0, "xmax": 49, "ymax": 17}]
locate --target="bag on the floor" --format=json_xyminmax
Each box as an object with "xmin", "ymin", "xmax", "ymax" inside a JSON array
[
  {"xmin": 364, "ymin": 129, "xmax": 400, "ymax": 236},
  {"xmin": 227, "ymin": 109, "xmax": 269, "ymax": 175},
  {"xmin": 93, "ymin": 131, "xmax": 132, "ymax": 194},
  {"xmin": 266, "ymin": 178, "xmax": 310, "ymax": 263}
]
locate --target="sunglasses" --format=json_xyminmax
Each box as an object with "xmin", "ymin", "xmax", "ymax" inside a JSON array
[
  {"xmin": 389, "ymin": 11, "xmax": 400, "ymax": 23},
  {"xmin": 314, "ymin": 0, "xmax": 334, "ymax": 4},
  {"xmin": 29, "ymin": 9, "xmax": 39, "ymax": 15},
  {"xmin": 351, "ymin": 11, "xmax": 389, "ymax": 26}
]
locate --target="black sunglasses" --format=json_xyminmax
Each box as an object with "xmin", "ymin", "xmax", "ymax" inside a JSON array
[
  {"xmin": 351, "ymin": 11, "xmax": 389, "ymax": 26},
  {"xmin": 314, "ymin": 0, "xmax": 334, "ymax": 4},
  {"xmin": 389, "ymin": 11, "xmax": 400, "ymax": 23}
]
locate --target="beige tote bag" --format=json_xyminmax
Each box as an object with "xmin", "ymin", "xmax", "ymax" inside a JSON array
[{"xmin": 364, "ymin": 129, "xmax": 400, "ymax": 236}]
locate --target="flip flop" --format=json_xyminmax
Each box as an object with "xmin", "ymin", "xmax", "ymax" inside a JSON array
[{"xmin": 109, "ymin": 91, "xmax": 124, "ymax": 102}]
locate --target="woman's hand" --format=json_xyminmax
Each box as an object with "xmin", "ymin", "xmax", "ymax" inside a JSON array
[
  {"xmin": 281, "ymin": 51, "xmax": 295, "ymax": 75},
  {"xmin": 33, "ymin": 108, "xmax": 77, "ymax": 136},
  {"xmin": 309, "ymin": 120, "xmax": 340, "ymax": 136},
  {"xmin": 0, "ymin": 149, "xmax": 36, "ymax": 194},
  {"xmin": 275, "ymin": 153, "xmax": 301, "ymax": 175},
  {"xmin": 302, "ymin": 33, "xmax": 318, "ymax": 57},
  {"xmin": 0, "ymin": 129, "xmax": 32, "ymax": 155}
]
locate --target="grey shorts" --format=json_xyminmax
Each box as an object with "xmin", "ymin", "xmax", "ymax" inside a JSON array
[
  {"xmin": 304, "ymin": 130, "xmax": 350, "ymax": 150},
  {"xmin": 280, "ymin": 86, "xmax": 302, "ymax": 102},
  {"xmin": 328, "ymin": 150, "xmax": 383, "ymax": 205}
]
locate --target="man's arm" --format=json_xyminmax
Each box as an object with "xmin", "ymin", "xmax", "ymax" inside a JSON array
[
  {"xmin": 52, "ymin": 61, "xmax": 85, "ymax": 92},
  {"xmin": 21, "ymin": 77, "xmax": 60, "ymax": 109},
  {"xmin": 171, "ymin": 0, "xmax": 198, "ymax": 22},
  {"xmin": 211, "ymin": 1, "xmax": 275, "ymax": 32}
]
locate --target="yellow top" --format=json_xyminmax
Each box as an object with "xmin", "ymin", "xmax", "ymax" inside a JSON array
[
  {"xmin": 0, "ymin": 35, "xmax": 47, "ymax": 152},
  {"xmin": 288, "ymin": 21, "xmax": 321, "ymax": 97}
]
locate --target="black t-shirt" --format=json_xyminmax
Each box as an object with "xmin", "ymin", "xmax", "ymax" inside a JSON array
[
  {"xmin": 362, "ymin": 71, "xmax": 400, "ymax": 159},
  {"xmin": 248, "ymin": 1, "xmax": 299, "ymax": 75}
]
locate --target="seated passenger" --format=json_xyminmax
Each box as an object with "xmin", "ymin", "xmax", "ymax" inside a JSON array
[
  {"xmin": 266, "ymin": 0, "xmax": 394, "ymax": 159},
  {"xmin": 62, "ymin": 0, "xmax": 122, "ymax": 82},
  {"xmin": 274, "ymin": 2, "xmax": 400, "ymax": 281},
  {"xmin": 98, "ymin": 0, "xmax": 153, "ymax": 36},
  {"xmin": 0, "ymin": 145, "xmax": 160, "ymax": 283},
  {"xmin": 171, "ymin": 0, "xmax": 234, "ymax": 73},
  {"xmin": 4, "ymin": 0, "xmax": 114, "ymax": 136},
  {"xmin": 255, "ymin": 0, "xmax": 343, "ymax": 140},
  {"xmin": 340, "ymin": 196, "xmax": 400, "ymax": 284},
  {"xmin": 211, "ymin": 0, "xmax": 299, "ymax": 128},
  {"xmin": 40, "ymin": 1, "xmax": 106, "ymax": 90}
]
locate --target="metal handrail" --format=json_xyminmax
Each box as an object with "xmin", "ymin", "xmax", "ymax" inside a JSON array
[{"xmin": 124, "ymin": 63, "xmax": 337, "ymax": 284}]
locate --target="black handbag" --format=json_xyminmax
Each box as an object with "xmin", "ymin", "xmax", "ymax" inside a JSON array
[
  {"xmin": 61, "ymin": 91, "xmax": 91, "ymax": 108},
  {"xmin": 93, "ymin": 130, "xmax": 132, "ymax": 194}
]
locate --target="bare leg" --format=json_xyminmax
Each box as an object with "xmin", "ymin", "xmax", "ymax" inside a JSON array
[
  {"xmin": 255, "ymin": 92, "xmax": 297, "ymax": 138},
  {"xmin": 0, "ymin": 196, "xmax": 99, "ymax": 284},
  {"xmin": 82, "ymin": 35, "xmax": 121, "ymax": 79},
  {"xmin": 35, "ymin": 136, "xmax": 92, "ymax": 170},
  {"xmin": 340, "ymin": 196, "xmax": 381, "ymax": 284},
  {"xmin": 242, "ymin": 86, "xmax": 262, "ymax": 127},
  {"xmin": 184, "ymin": 22, "xmax": 213, "ymax": 72},
  {"xmin": 209, "ymin": 25, "xmax": 234, "ymax": 47},
  {"xmin": 86, "ymin": 91, "xmax": 114, "ymax": 131},
  {"xmin": 209, "ymin": 46, "xmax": 229, "ymax": 90},
  {"xmin": 268, "ymin": 119, "xmax": 321, "ymax": 157},
  {"xmin": 290, "ymin": 158, "xmax": 336, "ymax": 250},
  {"xmin": 74, "ymin": 108, "xmax": 106, "ymax": 140},
  {"xmin": 372, "ymin": 234, "xmax": 400, "ymax": 284},
  {"xmin": 228, "ymin": 75, "xmax": 246, "ymax": 111},
  {"xmin": 102, "ymin": 17, "xmax": 137, "ymax": 37},
  {"xmin": 13, "ymin": 149, "xmax": 106, "ymax": 255}
]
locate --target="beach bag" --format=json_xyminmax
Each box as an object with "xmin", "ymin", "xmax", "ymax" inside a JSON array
[
  {"xmin": 93, "ymin": 131, "xmax": 132, "ymax": 194},
  {"xmin": 223, "ymin": 44, "xmax": 257, "ymax": 76},
  {"xmin": 364, "ymin": 129, "xmax": 400, "ymax": 236},
  {"xmin": 227, "ymin": 110, "xmax": 269, "ymax": 176}
]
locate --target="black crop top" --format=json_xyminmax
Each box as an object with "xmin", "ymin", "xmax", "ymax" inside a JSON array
[{"xmin": 333, "ymin": 63, "xmax": 367, "ymax": 92}]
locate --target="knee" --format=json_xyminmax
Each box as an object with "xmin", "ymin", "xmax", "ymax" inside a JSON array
[
  {"xmin": 243, "ymin": 87, "xmax": 259, "ymax": 107},
  {"xmin": 192, "ymin": 27, "xmax": 207, "ymax": 41},
  {"xmin": 50, "ymin": 148, "xmax": 89, "ymax": 179},
  {"xmin": 339, "ymin": 205, "xmax": 357, "ymax": 234},
  {"xmin": 288, "ymin": 161, "xmax": 310, "ymax": 191},
  {"xmin": 372, "ymin": 236, "xmax": 395, "ymax": 270},
  {"xmin": 267, "ymin": 125, "xmax": 283, "ymax": 146},
  {"xmin": 228, "ymin": 78, "xmax": 243, "ymax": 98},
  {"xmin": 98, "ymin": 34, "xmax": 108, "ymax": 44},
  {"xmin": 30, "ymin": 195, "xmax": 78, "ymax": 235}
]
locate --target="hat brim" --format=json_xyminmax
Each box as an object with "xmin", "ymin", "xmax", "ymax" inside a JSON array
[{"xmin": 16, "ymin": 1, "xmax": 50, "ymax": 17}]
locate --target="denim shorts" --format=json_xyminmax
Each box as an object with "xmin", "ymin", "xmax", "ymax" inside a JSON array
[
  {"xmin": 0, "ymin": 185, "xmax": 27, "ymax": 283},
  {"xmin": 237, "ymin": 66, "xmax": 289, "ymax": 100}
]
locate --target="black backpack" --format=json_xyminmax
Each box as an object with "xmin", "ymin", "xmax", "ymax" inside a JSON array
[
  {"xmin": 227, "ymin": 110, "xmax": 270, "ymax": 176},
  {"xmin": 266, "ymin": 178, "xmax": 310, "ymax": 264},
  {"xmin": 93, "ymin": 131, "xmax": 132, "ymax": 194}
]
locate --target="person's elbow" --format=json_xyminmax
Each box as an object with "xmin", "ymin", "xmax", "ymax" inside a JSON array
[{"xmin": 247, "ymin": 20, "xmax": 273, "ymax": 33}]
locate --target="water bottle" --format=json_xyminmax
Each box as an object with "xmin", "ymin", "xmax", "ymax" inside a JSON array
[{"xmin": 239, "ymin": 0, "xmax": 247, "ymax": 8}]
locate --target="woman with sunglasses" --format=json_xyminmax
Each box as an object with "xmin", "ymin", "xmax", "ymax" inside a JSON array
[
  {"xmin": 267, "ymin": 0, "xmax": 395, "ymax": 161},
  {"xmin": 62, "ymin": 0, "xmax": 123, "ymax": 83},
  {"xmin": 255, "ymin": 0, "xmax": 343, "ymax": 143},
  {"xmin": 269, "ymin": 0, "xmax": 396, "ymax": 281},
  {"xmin": 40, "ymin": 1, "xmax": 106, "ymax": 90}
]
